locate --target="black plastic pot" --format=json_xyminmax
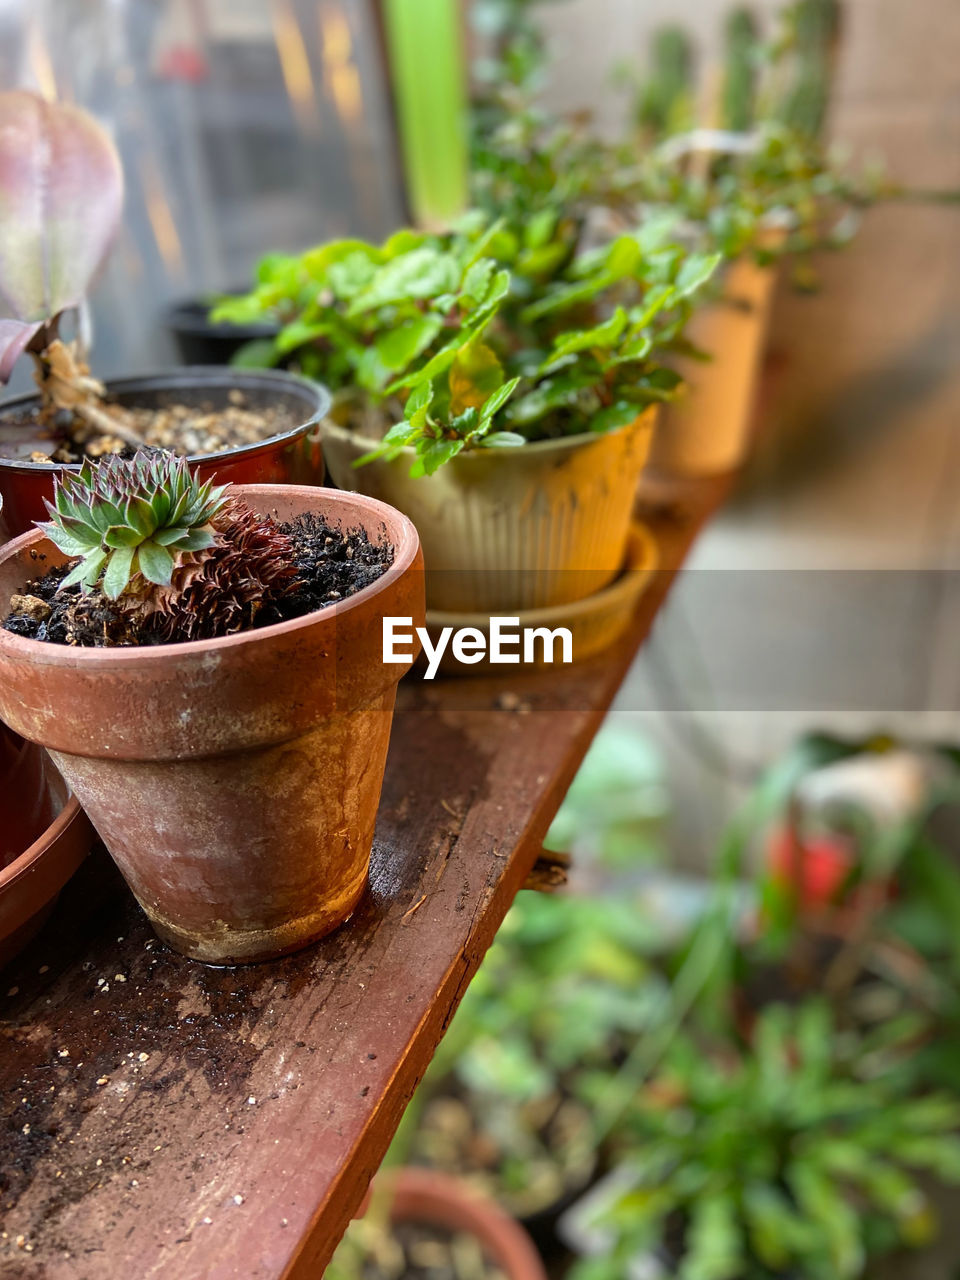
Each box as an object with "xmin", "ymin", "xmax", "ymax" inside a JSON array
[
  {"xmin": 0, "ymin": 367, "xmax": 329, "ymax": 540},
  {"xmin": 165, "ymin": 298, "xmax": 279, "ymax": 367}
]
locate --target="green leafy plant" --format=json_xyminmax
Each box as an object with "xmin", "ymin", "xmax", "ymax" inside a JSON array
[
  {"xmin": 570, "ymin": 1002, "xmax": 960, "ymax": 1280},
  {"xmin": 609, "ymin": 3, "xmax": 904, "ymax": 282},
  {"xmin": 409, "ymin": 890, "xmax": 668, "ymax": 1216},
  {"xmin": 218, "ymin": 218, "xmax": 719, "ymax": 476},
  {"xmin": 213, "ymin": 222, "xmax": 509, "ymax": 399},
  {"xmin": 544, "ymin": 723, "xmax": 670, "ymax": 868}
]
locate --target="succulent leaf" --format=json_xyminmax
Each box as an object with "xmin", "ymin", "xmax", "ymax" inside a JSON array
[
  {"xmin": 0, "ymin": 91, "xmax": 123, "ymax": 383},
  {"xmin": 39, "ymin": 450, "xmax": 229, "ymax": 601},
  {"xmin": 137, "ymin": 541, "xmax": 175, "ymax": 587}
]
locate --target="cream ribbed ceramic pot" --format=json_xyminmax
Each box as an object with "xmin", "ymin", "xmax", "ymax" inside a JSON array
[{"xmin": 321, "ymin": 408, "xmax": 656, "ymax": 613}]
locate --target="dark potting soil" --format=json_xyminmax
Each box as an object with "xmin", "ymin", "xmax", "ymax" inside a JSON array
[
  {"xmin": 349, "ymin": 1221, "xmax": 508, "ymax": 1280},
  {"xmin": 2, "ymin": 513, "xmax": 393, "ymax": 648}
]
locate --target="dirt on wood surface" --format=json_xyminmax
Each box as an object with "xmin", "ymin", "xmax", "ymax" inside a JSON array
[
  {"xmin": 4, "ymin": 390, "xmax": 299, "ymax": 464},
  {"xmin": 2, "ymin": 513, "xmax": 394, "ymax": 648}
]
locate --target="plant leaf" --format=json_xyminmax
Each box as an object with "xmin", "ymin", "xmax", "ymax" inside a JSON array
[
  {"xmin": 479, "ymin": 375, "xmax": 521, "ymax": 423},
  {"xmin": 61, "ymin": 546, "xmax": 107, "ymax": 591},
  {"xmin": 374, "ymin": 313, "xmax": 442, "ymax": 371},
  {"xmin": 479, "ymin": 431, "xmax": 526, "ymax": 448},
  {"xmin": 136, "ymin": 540, "xmax": 175, "ymax": 587},
  {"xmin": 0, "ymin": 317, "xmax": 41, "ymax": 382},
  {"xmin": 545, "ymin": 307, "xmax": 628, "ymax": 366},
  {"xmin": 0, "ymin": 92, "xmax": 123, "ymax": 368},
  {"xmin": 448, "ymin": 340, "xmax": 503, "ymax": 415},
  {"xmin": 104, "ymin": 523, "xmax": 144, "ymax": 549},
  {"xmin": 101, "ymin": 543, "xmax": 135, "ymax": 599},
  {"xmin": 411, "ymin": 436, "xmax": 464, "ymax": 477}
]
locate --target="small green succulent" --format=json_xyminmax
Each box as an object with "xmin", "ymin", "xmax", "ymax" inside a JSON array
[{"xmin": 40, "ymin": 451, "xmax": 228, "ymax": 599}]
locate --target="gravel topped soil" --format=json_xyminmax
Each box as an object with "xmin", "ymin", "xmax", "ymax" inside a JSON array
[{"xmin": 3, "ymin": 390, "xmax": 299, "ymax": 464}]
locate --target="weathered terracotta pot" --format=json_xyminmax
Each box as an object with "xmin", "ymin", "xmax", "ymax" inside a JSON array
[
  {"xmin": 0, "ymin": 724, "xmax": 94, "ymax": 968},
  {"xmin": 0, "ymin": 485, "xmax": 424, "ymax": 965}
]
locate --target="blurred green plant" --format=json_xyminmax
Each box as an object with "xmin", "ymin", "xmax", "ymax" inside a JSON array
[
  {"xmin": 398, "ymin": 727, "xmax": 960, "ymax": 1272},
  {"xmin": 769, "ymin": 0, "xmax": 840, "ymax": 141},
  {"xmin": 544, "ymin": 723, "xmax": 669, "ymax": 868},
  {"xmin": 625, "ymin": 27, "xmax": 695, "ymax": 143},
  {"xmin": 720, "ymin": 9, "xmax": 761, "ymax": 133},
  {"xmin": 569, "ymin": 1002, "xmax": 960, "ymax": 1280},
  {"xmin": 408, "ymin": 889, "xmax": 669, "ymax": 1217}
]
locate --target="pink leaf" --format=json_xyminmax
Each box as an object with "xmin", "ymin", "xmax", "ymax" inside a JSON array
[
  {"xmin": 0, "ymin": 317, "xmax": 41, "ymax": 382},
  {"xmin": 0, "ymin": 91, "xmax": 123, "ymax": 347}
]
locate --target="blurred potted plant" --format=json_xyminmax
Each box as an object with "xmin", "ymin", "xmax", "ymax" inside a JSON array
[
  {"xmin": 408, "ymin": 891, "xmax": 668, "ymax": 1255},
  {"xmin": 0, "ymin": 92, "xmax": 327, "ymax": 540},
  {"xmin": 0, "ymin": 450, "xmax": 424, "ymax": 964},
  {"xmin": 328, "ymin": 1167, "xmax": 547, "ymax": 1280},
  {"xmin": 563, "ymin": 1001, "xmax": 960, "ymax": 1280},
  {"xmin": 620, "ymin": 2, "xmax": 891, "ymax": 476},
  {"xmin": 716, "ymin": 734, "xmax": 960, "ymax": 1047},
  {"xmin": 217, "ymin": 217, "xmax": 718, "ymax": 617}
]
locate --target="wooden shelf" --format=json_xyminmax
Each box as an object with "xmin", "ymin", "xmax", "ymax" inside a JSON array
[{"xmin": 0, "ymin": 475, "xmax": 728, "ymax": 1279}]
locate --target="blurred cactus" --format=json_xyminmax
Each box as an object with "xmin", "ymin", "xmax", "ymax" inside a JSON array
[
  {"xmin": 720, "ymin": 8, "xmax": 760, "ymax": 132},
  {"xmin": 775, "ymin": 0, "xmax": 840, "ymax": 140},
  {"xmin": 634, "ymin": 26, "xmax": 695, "ymax": 140}
]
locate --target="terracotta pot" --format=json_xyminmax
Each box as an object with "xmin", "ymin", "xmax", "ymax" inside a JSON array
[
  {"xmin": 321, "ymin": 410, "xmax": 656, "ymax": 613},
  {"xmin": 0, "ymin": 485, "xmax": 424, "ymax": 965},
  {"xmin": 0, "ymin": 729, "xmax": 94, "ymax": 969},
  {"xmin": 0, "ymin": 722, "xmax": 59, "ymax": 867},
  {"xmin": 0, "ymin": 368, "xmax": 329, "ymax": 541},
  {"xmin": 646, "ymin": 257, "xmax": 779, "ymax": 476},
  {"xmin": 379, "ymin": 1168, "xmax": 547, "ymax": 1280}
]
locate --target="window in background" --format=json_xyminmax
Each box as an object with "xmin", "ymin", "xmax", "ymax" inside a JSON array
[{"xmin": 0, "ymin": 0, "xmax": 404, "ymax": 381}]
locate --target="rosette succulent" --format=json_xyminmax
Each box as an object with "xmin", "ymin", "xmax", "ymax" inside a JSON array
[
  {"xmin": 41, "ymin": 451, "xmax": 227, "ymax": 599},
  {"xmin": 36, "ymin": 450, "xmax": 301, "ymax": 644}
]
